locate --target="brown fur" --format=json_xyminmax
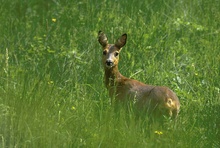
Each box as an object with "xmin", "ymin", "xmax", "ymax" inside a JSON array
[{"xmin": 98, "ymin": 31, "xmax": 180, "ymax": 119}]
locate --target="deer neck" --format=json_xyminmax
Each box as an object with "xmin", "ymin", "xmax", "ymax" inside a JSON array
[{"xmin": 104, "ymin": 65, "xmax": 123, "ymax": 89}]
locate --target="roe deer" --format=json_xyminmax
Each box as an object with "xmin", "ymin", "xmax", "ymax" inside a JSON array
[{"xmin": 98, "ymin": 31, "xmax": 180, "ymax": 119}]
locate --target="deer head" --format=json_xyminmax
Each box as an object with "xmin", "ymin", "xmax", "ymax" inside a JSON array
[{"xmin": 98, "ymin": 31, "xmax": 127, "ymax": 69}]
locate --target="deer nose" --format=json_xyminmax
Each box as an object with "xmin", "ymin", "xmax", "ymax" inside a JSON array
[{"xmin": 106, "ymin": 60, "xmax": 113, "ymax": 67}]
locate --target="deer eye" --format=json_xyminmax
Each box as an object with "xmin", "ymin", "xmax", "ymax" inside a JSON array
[
  {"xmin": 103, "ymin": 50, "xmax": 107, "ymax": 55},
  {"xmin": 115, "ymin": 52, "xmax": 119, "ymax": 57}
]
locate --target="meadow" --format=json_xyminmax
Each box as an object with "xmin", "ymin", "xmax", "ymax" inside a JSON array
[{"xmin": 0, "ymin": 0, "xmax": 219, "ymax": 147}]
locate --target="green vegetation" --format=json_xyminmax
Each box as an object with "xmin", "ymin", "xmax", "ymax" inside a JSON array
[{"xmin": 0, "ymin": 0, "xmax": 219, "ymax": 147}]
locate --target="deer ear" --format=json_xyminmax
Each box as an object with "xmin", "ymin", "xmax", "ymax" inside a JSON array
[
  {"xmin": 98, "ymin": 31, "xmax": 108, "ymax": 47},
  {"xmin": 115, "ymin": 33, "xmax": 127, "ymax": 49}
]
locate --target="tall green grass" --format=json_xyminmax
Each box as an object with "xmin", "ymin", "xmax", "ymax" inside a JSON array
[{"xmin": 0, "ymin": 0, "xmax": 219, "ymax": 147}]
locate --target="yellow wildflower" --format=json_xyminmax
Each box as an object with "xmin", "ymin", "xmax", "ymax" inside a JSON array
[
  {"xmin": 71, "ymin": 106, "xmax": 76, "ymax": 110},
  {"xmin": 154, "ymin": 131, "xmax": 163, "ymax": 135},
  {"xmin": 52, "ymin": 18, "xmax": 56, "ymax": 22}
]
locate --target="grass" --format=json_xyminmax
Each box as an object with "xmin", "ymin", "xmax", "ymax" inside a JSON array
[{"xmin": 0, "ymin": 0, "xmax": 220, "ymax": 147}]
